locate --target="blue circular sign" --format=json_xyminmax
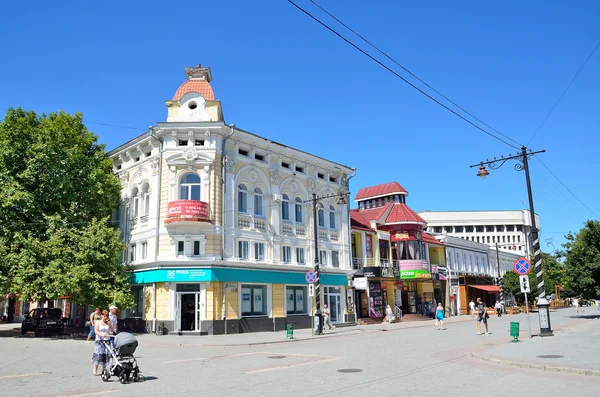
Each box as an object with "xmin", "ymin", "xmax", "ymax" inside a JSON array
[
  {"xmin": 514, "ymin": 258, "xmax": 531, "ymax": 275},
  {"xmin": 306, "ymin": 271, "xmax": 318, "ymax": 283}
]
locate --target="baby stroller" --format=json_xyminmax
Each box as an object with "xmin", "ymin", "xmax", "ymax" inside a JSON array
[{"xmin": 101, "ymin": 332, "xmax": 142, "ymax": 384}]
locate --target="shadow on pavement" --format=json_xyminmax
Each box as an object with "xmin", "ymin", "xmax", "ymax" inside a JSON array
[{"xmin": 568, "ymin": 314, "xmax": 600, "ymax": 320}]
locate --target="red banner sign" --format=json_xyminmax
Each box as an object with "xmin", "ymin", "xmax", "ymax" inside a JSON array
[{"xmin": 167, "ymin": 200, "xmax": 210, "ymax": 220}]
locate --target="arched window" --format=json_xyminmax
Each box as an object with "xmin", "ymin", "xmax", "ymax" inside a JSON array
[
  {"xmin": 254, "ymin": 187, "xmax": 263, "ymax": 217},
  {"xmin": 282, "ymin": 194, "xmax": 290, "ymax": 221},
  {"xmin": 141, "ymin": 183, "xmax": 151, "ymax": 216},
  {"xmin": 317, "ymin": 203, "xmax": 325, "ymax": 227},
  {"xmin": 131, "ymin": 187, "xmax": 140, "ymax": 218},
  {"xmin": 238, "ymin": 184, "xmax": 248, "ymax": 213},
  {"xmin": 180, "ymin": 173, "xmax": 201, "ymax": 201},
  {"xmin": 329, "ymin": 205, "xmax": 336, "ymax": 229},
  {"xmin": 295, "ymin": 197, "xmax": 303, "ymax": 223}
]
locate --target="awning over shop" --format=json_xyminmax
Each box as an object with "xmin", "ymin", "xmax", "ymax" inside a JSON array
[{"xmin": 469, "ymin": 285, "xmax": 500, "ymax": 293}]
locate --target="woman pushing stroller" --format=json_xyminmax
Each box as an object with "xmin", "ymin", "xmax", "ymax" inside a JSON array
[{"xmin": 92, "ymin": 310, "xmax": 114, "ymax": 376}]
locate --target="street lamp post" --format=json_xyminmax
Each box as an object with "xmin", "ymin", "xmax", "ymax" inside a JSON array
[
  {"xmin": 304, "ymin": 190, "xmax": 350, "ymax": 336},
  {"xmin": 470, "ymin": 146, "xmax": 553, "ymax": 337}
]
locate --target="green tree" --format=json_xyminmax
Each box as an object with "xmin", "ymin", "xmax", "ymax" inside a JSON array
[
  {"xmin": 562, "ymin": 220, "xmax": 600, "ymax": 299},
  {"xmin": 502, "ymin": 271, "xmax": 538, "ymax": 304},
  {"xmin": 0, "ymin": 108, "xmax": 133, "ymax": 308}
]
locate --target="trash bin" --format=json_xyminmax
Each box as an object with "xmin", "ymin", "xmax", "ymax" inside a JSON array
[
  {"xmin": 510, "ymin": 322, "xmax": 520, "ymax": 342},
  {"xmin": 286, "ymin": 323, "xmax": 294, "ymax": 339}
]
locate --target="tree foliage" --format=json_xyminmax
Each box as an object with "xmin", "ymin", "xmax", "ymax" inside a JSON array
[
  {"xmin": 502, "ymin": 271, "xmax": 538, "ymax": 304},
  {"xmin": 0, "ymin": 108, "xmax": 133, "ymax": 308},
  {"xmin": 563, "ymin": 220, "xmax": 600, "ymax": 299}
]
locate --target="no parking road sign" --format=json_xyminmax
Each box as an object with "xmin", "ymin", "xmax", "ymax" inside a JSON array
[
  {"xmin": 514, "ymin": 258, "xmax": 531, "ymax": 275},
  {"xmin": 305, "ymin": 271, "xmax": 318, "ymax": 284}
]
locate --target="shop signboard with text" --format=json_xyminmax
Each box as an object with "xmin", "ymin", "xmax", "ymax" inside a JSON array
[
  {"xmin": 363, "ymin": 266, "xmax": 395, "ymax": 279},
  {"xmin": 397, "ymin": 260, "xmax": 431, "ymax": 280}
]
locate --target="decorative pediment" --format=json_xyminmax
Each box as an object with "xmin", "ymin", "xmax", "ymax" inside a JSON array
[{"xmin": 165, "ymin": 150, "xmax": 215, "ymax": 166}]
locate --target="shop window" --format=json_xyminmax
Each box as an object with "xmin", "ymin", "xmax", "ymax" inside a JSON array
[
  {"xmin": 282, "ymin": 246, "xmax": 292, "ymax": 264},
  {"xmin": 282, "ymin": 194, "xmax": 290, "ymax": 221},
  {"xmin": 241, "ymin": 285, "xmax": 267, "ymax": 316},
  {"xmin": 128, "ymin": 286, "xmax": 144, "ymax": 317},
  {"xmin": 331, "ymin": 251, "xmax": 340, "ymax": 268},
  {"xmin": 286, "ymin": 286, "xmax": 308, "ymax": 315},
  {"xmin": 296, "ymin": 247, "xmax": 305, "ymax": 264},
  {"xmin": 238, "ymin": 240, "xmax": 249, "ymax": 260},
  {"xmin": 238, "ymin": 184, "xmax": 248, "ymax": 213},
  {"xmin": 255, "ymin": 242, "xmax": 265, "ymax": 261},
  {"xmin": 180, "ymin": 173, "xmax": 201, "ymax": 201}
]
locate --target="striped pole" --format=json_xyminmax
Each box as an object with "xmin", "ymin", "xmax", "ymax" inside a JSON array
[
  {"xmin": 520, "ymin": 148, "xmax": 545, "ymax": 299},
  {"xmin": 496, "ymin": 243, "xmax": 504, "ymax": 302}
]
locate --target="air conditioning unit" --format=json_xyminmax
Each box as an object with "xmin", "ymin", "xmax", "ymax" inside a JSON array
[{"xmin": 273, "ymin": 194, "xmax": 283, "ymax": 203}]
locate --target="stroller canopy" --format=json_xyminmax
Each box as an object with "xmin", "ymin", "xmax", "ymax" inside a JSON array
[{"xmin": 115, "ymin": 332, "xmax": 138, "ymax": 351}]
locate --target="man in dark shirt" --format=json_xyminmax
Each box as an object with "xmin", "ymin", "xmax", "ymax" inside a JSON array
[{"xmin": 475, "ymin": 297, "xmax": 489, "ymax": 335}]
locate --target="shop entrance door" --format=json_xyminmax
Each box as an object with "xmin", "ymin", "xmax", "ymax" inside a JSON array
[
  {"xmin": 175, "ymin": 284, "xmax": 205, "ymax": 332},
  {"xmin": 324, "ymin": 287, "xmax": 342, "ymax": 323}
]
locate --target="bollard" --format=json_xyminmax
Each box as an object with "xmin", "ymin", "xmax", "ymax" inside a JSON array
[
  {"xmin": 315, "ymin": 308, "xmax": 324, "ymax": 335},
  {"xmin": 286, "ymin": 323, "xmax": 294, "ymax": 339},
  {"xmin": 510, "ymin": 321, "xmax": 520, "ymax": 342}
]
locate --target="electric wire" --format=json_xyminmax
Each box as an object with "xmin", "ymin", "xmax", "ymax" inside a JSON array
[
  {"xmin": 286, "ymin": 0, "xmax": 521, "ymax": 150},
  {"xmin": 527, "ymin": 39, "xmax": 600, "ymax": 145},
  {"xmin": 308, "ymin": 0, "xmax": 524, "ymax": 148}
]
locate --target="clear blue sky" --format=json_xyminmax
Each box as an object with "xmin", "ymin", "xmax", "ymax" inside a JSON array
[{"xmin": 1, "ymin": 0, "xmax": 598, "ymax": 252}]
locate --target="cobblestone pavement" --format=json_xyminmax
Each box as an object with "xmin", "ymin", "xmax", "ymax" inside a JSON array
[{"xmin": 1, "ymin": 308, "xmax": 598, "ymax": 397}]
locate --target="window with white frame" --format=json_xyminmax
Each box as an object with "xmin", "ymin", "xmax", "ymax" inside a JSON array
[
  {"xmin": 238, "ymin": 240, "xmax": 249, "ymax": 260},
  {"xmin": 282, "ymin": 194, "xmax": 290, "ymax": 221},
  {"xmin": 295, "ymin": 197, "xmax": 303, "ymax": 223},
  {"xmin": 141, "ymin": 242, "xmax": 148, "ymax": 260},
  {"xmin": 177, "ymin": 241, "xmax": 185, "ymax": 256},
  {"xmin": 131, "ymin": 188, "xmax": 140, "ymax": 219},
  {"xmin": 255, "ymin": 242, "xmax": 265, "ymax": 261},
  {"xmin": 142, "ymin": 184, "xmax": 151, "ymax": 216},
  {"xmin": 282, "ymin": 246, "xmax": 292, "ymax": 264},
  {"xmin": 180, "ymin": 173, "xmax": 201, "ymax": 201},
  {"xmin": 238, "ymin": 184, "xmax": 248, "ymax": 213},
  {"xmin": 319, "ymin": 250, "xmax": 328, "ymax": 266},
  {"xmin": 254, "ymin": 188, "xmax": 263, "ymax": 217},
  {"xmin": 296, "ymin": 247, "xmax": 305, "ymax": 264},
  {"xmin": 329, "ymin": 205, "xmax": 336, "ymax": 229},
  {"xmin": 193, "ymin": 240, "xmax": 202, "ymax": 256},
  {"xmin": 331, "ymin": 251, "xmax": 340, "ymax": 268},
  {"xmin": 317, "ymin": 204, "xmax": 325, "ymax": 227},
  {"xmin": 241, "ymin": 284, "xmax": 267, "ymax": 316},
  {"xmin": 129, "ymin": 244, "xmax": 136, "ymax": 262},
  {"xmin": 286, "ymin": 286, "xmax": 308, "ymax": 315}
]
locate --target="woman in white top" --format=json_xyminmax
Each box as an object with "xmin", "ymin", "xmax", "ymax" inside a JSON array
[{"xmin": 91, "ymin": 310, "xmax": 114, "ymax": 375}]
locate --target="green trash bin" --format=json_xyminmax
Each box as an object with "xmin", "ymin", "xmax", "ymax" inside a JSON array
[
  {"xmin": 510, "ymin": 322, "xmax": 520, "ymax": 342},
  {"xmin": 286, "ymin": 323, "xmax": 294, "ymax": 339}
]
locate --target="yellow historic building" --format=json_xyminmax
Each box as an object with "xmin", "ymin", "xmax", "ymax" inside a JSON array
[{"xmin": 108, "ymin": 65, "xmax": 355, "ymax": 334}]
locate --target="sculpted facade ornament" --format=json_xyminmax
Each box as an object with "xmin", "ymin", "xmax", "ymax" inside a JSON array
[
  {"xmin": 225, "ymin": 155, "xmax": 237, "ymax": 173},
  {"xmin": 185, "ymin": 149, "xmax": 199, "ymax": 162},
  {"xmin": 270, "ymin": 165, "xmax": 280, "ymax": 184},
  {"xmin": 308, "ymin": 178, "xmax": 316, "ymax": 193},
  {"xmin": 151, "ymin": 158, "xmax": 160, "ymax": 174},
  {"xmin": 119, "ymin": 172, "xmax": 128, "ymax": 185},
  {"xmin": 171, "ymin": 131, "xmax": 178, "ymax": 139}
]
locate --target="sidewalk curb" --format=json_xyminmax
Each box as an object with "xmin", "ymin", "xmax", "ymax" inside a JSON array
[{"xmin": 470, "ymin": 352, "xmax": 600, "ymax": 377}]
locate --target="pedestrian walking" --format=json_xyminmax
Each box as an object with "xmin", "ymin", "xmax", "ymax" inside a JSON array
[
  {"xmin": 86, "ymin": 308, "xmax": 101, "ymax": 343},
  {"xmin": 386, "ymin": 304, "xmax": 394, "ymax": 323},
  {"xmin": 91, "ymin": 310, "xmax": 114, "ymax": 376},
  {"xmin": 435, "ymin": 303, "xmax": 444, "ymax": 330},
  {"xmin": 473, "ymin": 298, "xmax": 489, "ymax": 335},
  {"xmin": 323, "ymin": 304, "xmax": 333, "ymax": 330},
  {"xmin": 109, "ymin": 305, "xmax": 118, "ymax": 346},
  {"xmin": 573, "ymin": 298, "xmax": 580, "ymax": 313},
  {"xmin": 469, "ymin": 299, "xmax": 475, "ymax": 315},
  {"xmin": 494, "ymin": 300, "xmax": 502, "ymax": 317}
]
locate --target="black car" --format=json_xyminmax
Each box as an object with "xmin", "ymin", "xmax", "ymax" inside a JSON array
[{"xmin": 21, "ymin": 308, "xmax": 64, "ymax": 336}]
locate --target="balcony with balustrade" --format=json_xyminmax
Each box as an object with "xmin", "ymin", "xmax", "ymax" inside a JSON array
[{"xmin": 237, "ymin": 213, "xmax": 268, "ymax": 232}]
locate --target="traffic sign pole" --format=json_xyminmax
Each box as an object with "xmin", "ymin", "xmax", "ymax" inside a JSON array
[{"xmin": 524, "ymin": 292, "xmax": 532, "ymax": 339}]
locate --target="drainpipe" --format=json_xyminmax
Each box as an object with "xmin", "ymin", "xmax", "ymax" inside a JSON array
[
  {"xmin": 221, "ymin": 124, "xmax": 235, "ymax": 261},
  {"xmin": 150, "ymin": 126, "xmax": 162, "ymax": 334},
  {"xmin": 345, "ymin": 168, "xmax": 357, "ymax": 323}
]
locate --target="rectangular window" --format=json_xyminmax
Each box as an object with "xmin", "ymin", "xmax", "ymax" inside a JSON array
[
  {"xmin": 238, "ymin": 191, "xmax": 247, "ymax": 213},
  {"xmin": 177, "ymin": 241, "xmax": 185, "ymax": 256},
  {"xmin": 282, "ymin": 246, "xmax": 292, "ymax": 263},
  {"xmin": 195, "ymin": 139, "xmax": 204, "ymax": 146},
  {"xmin": 295, "ymin": 166, "xmax": 304, "ymax": 173},
  {"xmin": 444, "ymin": 226, "xmax": 452, "ymax": 233},
  {"xmin": 281, "ymin": 161, "xmax": 290, "ymax": 169},
  {"xmin": 141, "ymin": 242, "xmax": 148, "ymax": 260},
  {"xmin": 506, "ymin": 225, "xmax": 515, "ymax": 232},
  {"xmin": 454, "ymin": 226, "xmax": 463, "ymax": 233},
  {"xmin": 319, "ymin": 250, "xmax": 327, "ymax": 266},
  {"xmin": 502, "ymin": 236, "xmax": 506, "ymax": 243},
  {"xmin": 238, "ymin": 148, "xmax": 249, "ymax": 157},
  {"xmin": 145, "ymin": 151, "xmax": 151, "ymax": 157},
  {"xmin": 318, "ymin": 209, "xmax": 325, "ymax": 227},
  {"xmin": 329, "ymin": 176, "xmax": 337, "ymax": 183},
  {"xmin": 486, "ymin": 225, "xmax": 495, "ymax": 232},
  {"xmin": 496, "ymin": 225, "xmax": 505, "ymax": 232},
  {"xmin": 434, "ymin": 226, "xmax": 442, "ymax": 233},
  {"xmin": 331, "ymin": 251, "xmax": 340, "ymax": 268},
  {"xmin": 241, "ymin": 285, "xmax": 267, "ymax": 316},
  {"xmin": 329, "ymin": 210, "xmax": 336, "ymax": 229},
  {"xmin": 486, "ymin": 236, "xmax": 490, "ymax": 243},
  {"xmin": 282, "ymin": 200, "xmax": 290, "ymax": 221},
  {"xmin": 295, "ymin": 202, "xmax": 303, "ymax": 223},
  {"xmin": 476, "ymin": 236, "xmax": 480, "ymax": 243},
  {"xmin": 193, "ymin": 241, "xmax": 201, "ymax": 256},
  {"xmin": 255, "ymin": 242, "xmax": 264, "ymax": 261},
  {"xmin": 296, "ymin": 247, "xmax": 305, "ymax": 264},
  {"xmin": 178, "ymin": 139, "xmax": 188, "ymax": 146},
  {"xmin": 517, "ymin": 235, "xmax": 521, "ymax": 242},
  {"xmin": 130, "ymin": 244, "xmax": 136, "ymax": 262},
  {"xmin": 476, "ymin": 226, "xmax": 484, "ymax": 232},
  {"xmin": 465, "ymin": 226, "xmax": 474, "ymax": 233},
  {"xmin": 516, "ymin": 225, "xmax": 523, "ymax": 232},
  {"xmin": 129, "ymin": 286, "xmax": 144, "ymax": 317},
  {"xmin": 134, "ymin": 157, "xmax": 140, "ymax": 162},
  {"xmin": 254, "ymin": 194, "xmax": 263, "ymax": 217},
  {"xmin": 238, "ymin": 241, "xmax": 249, "ymax": 260},
  {"xmin": 286, "ymin": 286, "xmax": 308, "ymax": 315},
  {"xmin": 254, "ymin": 153, "xmax": 265, "ymax": 162},
  {"xmin": 317, "ymin": 173, "xmax": 325, "ymax": 179}
]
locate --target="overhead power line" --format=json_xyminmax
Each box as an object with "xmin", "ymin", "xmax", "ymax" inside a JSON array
[
  {"xmin": 534, "ymin": 155, "xmax": 599, "ymax": 219},
  {"xmin": 308, "ymin": 0, "xmax": 524, "ymax": 148},
  {"xmin": 527, "ymin": 39, "xmax": 600, "ymax": 145},
  {"xmin": 287, "ymin": 0, "xmax": 521, "ymax": 150}
]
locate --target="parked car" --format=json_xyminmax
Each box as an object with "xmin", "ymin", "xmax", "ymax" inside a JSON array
[{"xmin": 21, "ymin": 308, "xmax": 64, "ymax": 336}]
